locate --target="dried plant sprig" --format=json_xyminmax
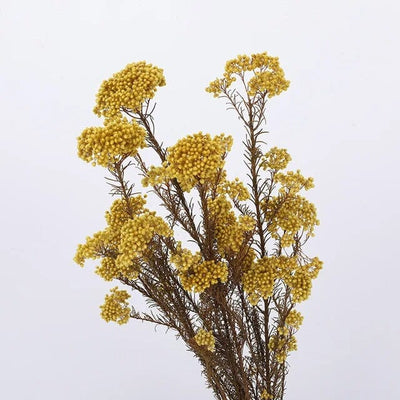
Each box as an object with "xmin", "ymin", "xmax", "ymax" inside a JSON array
[{"xmin": 74, "ymin": 53, "xmax": 322, "ymax": 400}]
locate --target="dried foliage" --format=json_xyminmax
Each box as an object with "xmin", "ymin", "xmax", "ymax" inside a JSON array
[{"xmin": 74, "ymin": 53, "xmax": 322, "ymax": 400}]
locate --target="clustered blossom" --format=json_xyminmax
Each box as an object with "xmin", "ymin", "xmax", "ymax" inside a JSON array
[
  {"xmin": 216, "ymin": 176, "xmax": 250, "ymax": 201},
  {"xmin": 100, "ymin": 287, "xmax": 131, "ymax": 325},
  {"xmin": 74, "ymin": 196, "xmax": 172, "ymax": 284},
  {"xmin": 141, "ymin": 165, "xmax": 169, "ymax": 187},
  {"xmin": 285, "ymin": 257, "xmax": 323, "ymax": 302},
  {"xmin": 171, "ymin": 247, "xmax": 228, "ymax": 292},
  {"xmin": 275, "ymin": 170, "xmax": 315, "ymax": 194},
  {"xmin": 242, "ymin": 256, "xmax": 297, "ymax": 306},
  {"xmin": 206, "ymin": 52, "xmax": 290, "ymax": 98},
  {"xmin": 142, "ymin": 132, "xmax": 233, "ymax": 191},
  {"xmin": 105, "ymin": 197, "xmax": 147, "ymax": 231},
  {"xmin": 265, "ymin": 193, "xmax": 319, "ymax": 248},
  {"xmin": 243, "ymin": 255, "xmax": 322, "ymax": 305},
  {"xmin": 262, "ymin": 147, "xmax": 291, "ymax": 171},
  {"xmin": 285, "ymin": 310, "xmax": 304, "ymax": 330},
  {"xmin": 268, "ymin": 334, "xmax": 298, "ymax": 364},
  {"xmin": 194, "ymin": 329, "xmax": 215, "ymax": 352},
  {"xmin": 94, "ymin": 61, "xmax": 166, "ymax": 117},
  {"xmin": 77, "ymin": 118, "xmax": 146, "ymax": 166},
  {"xmin": 260, "ymin": 390, "xmax": 273, "ymax": 399},
  {"xmin": 74, "ymin": 230, "xmax": 109, "ymax": 267},
  {"xmin": 277, "ymin": 326, "xmax": 290, "ymax": 336},
  {"xmin": 116, "ymin": 212, "xmax": 172, "ymax": 272},
  {"xmin": 208, "ymin": 195, "xmax": 255, "ymax": 255},
  {"xmin": 95, "ymin": 257, "xmax": 125, "ymax": 282},
  {"xmin": 248, "ymin": 69, "xmax": 290, "ymax": 98},
  {"xmin": 261, "ymin": 167, "xmax": 318, "ymax": 248}
]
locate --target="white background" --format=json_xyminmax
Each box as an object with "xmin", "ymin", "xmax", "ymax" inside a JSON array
[{"xmin": 1, "ymin": 0, "xmax": 399, "ymax": 399}]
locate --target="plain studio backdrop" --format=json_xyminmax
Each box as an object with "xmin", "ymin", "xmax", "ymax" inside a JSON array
[{"xmin": 1, "ymin": 1, "xmax": 399, "ymax": 399}]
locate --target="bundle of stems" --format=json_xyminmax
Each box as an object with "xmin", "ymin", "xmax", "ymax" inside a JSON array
[{"xmin": 75, "ymin": 53, "xmax": 322, "ymax": 400}]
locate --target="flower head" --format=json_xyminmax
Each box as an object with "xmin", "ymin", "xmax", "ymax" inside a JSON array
[{"xmin": 94, "ymin": 61, "xmax": 165, "ymax": 118}]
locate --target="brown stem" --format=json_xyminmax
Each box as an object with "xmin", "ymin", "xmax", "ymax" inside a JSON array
[
  {"xmin": 136, "ymin": 110, "xmax": 204, "ymax": 251},
  {"xmin": 197, "ymin": 183, "xmax": 216, "ymax": 261}
]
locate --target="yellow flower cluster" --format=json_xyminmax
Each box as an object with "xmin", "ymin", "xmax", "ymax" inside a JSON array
[
  {"xmin": 95, "ymin": 197, "xmax": 148, "ymax": 280},
  {"xmin": 181, "ymin": 260, "xmax": 228, "ymax": 293},
  {"xmin": 263, "ymin": 170, "xmax": 317, "ymax": 248},
  {"xmin": 268, "ymin": 335, "xmax": 297, "ymax": 364},
  {"xmin": 100, "ymin": 287, "xmax": 131, "ymax": 324},
  {"xmin": 141, "ymin": 165, "xmax": 169, "ymax": 187},
  {"xmin": 206, "ymin": 52, "xmax": 290, "ymax": 98},
  {"xmin": 285, "ymin": 257, "xmax": 323, "ymax": 302},
  {"xmin": 242, "ymin": 256, "xmax": 297, "ymax": 305},
  {"xmin": 74, "ymin": 197, "xmax": 144, "ymax": 267},
  {"xmin": 205, "ymin": 78, "xmax": 226, "ymax": 98},
  {"xmin": 95, "ymin": 257, "xmax": 119, "ymax": 281},
  {"xmin": 265, "ymin": 194, "xmax": 319, "ymax": 248},
  {"xmin": 93, "ymin": 61, "xmax": 166, "ymax": 117},
  {"xmin": 260, "ymin": 389, "xmax": 273, "ymax": 399},
  {"xmin": 275, "ymin": 170, "xmax": 315, "ymax": 194},
  {"xmin": 216, "ymin": 177, "xmax": 250, "ymax": 201},
  {"xmin": 74, "ymin": 196, "xmax": 172, "ymax": 281},
  {"xmin": 286, "ymin": 269, "xmax": 312, "ymax": 302},
  {"xmin": 74, "ymin": 230, "xmax": 109, "ymax": 267},
  {"xmin": 262, "ymin": 147, "xmax": 292, "ymax": 171},
  {"xmin": 170, "ymin": 246, "xmax": 202, "ymax": 272},
  {"xmin": 208, "ymin": 195, "xmax": 255, "ymax": 255},
  {"xmin": 105, "ymin": 197, "xmax": 147, "ymax": 231},
  {"xmin": 143, "ymin": 132, "xmax": 233, "ymax": 191},
  {"xmin": 306, "ymin": 256, "xmax": 323, "ymax": 279},
  {"xmin": 225, "ymin": 54, "xmax": 253, "ymax": 74},
  {"xmin": 116, "ymin": 212, "xmax": 173, "ymax": 272},
  {"xmin": 171, "ymin": 247, "xmax": 228, "ymax": 292},
  {"xmin": 194, "ymin": 329, "xmax": 215, "ymax": 352},
  {"xmin": 248, "ymin": 70, "xmax": 290, "ymax": 98},
  {"xmin": 285, "ymin": 310, "xmax": 304, "ymax": 330},
  {"xmin": 77, "ymin": 118, "xmax": 146, "ymax": 166},
  {"xmin": 277, "ymin": 326, "xmax": 290, "ymax": 336}
]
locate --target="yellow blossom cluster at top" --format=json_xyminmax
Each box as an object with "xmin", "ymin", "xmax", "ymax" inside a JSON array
[
  {"xmin": 100, "ymin": 286, "xmax": 131, "ymax": 325},
  {"xmin": 142, "ymin": 132, "xmax": 233, "ymax": 191},
  {"xmin": 93, "ymin": 61, "xmax": 166, "ymax": 118},
  {"xmin": 206, "ymin": 52, "xmax": 290, "ymax": 98},
  {"xmin": 194, "ymin": 329, "xmax": 215, "ymax": 352},
  {"xmin": 74, "ymin": 196, "xmax": 172, "ymax": 282},
  {"xmin": 170, "ymin": 246, "xmax": 228, "ymax": 293},
  {"xmin": 77, "ymin": 117, "xmax": 146, "ymax": 167}
]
